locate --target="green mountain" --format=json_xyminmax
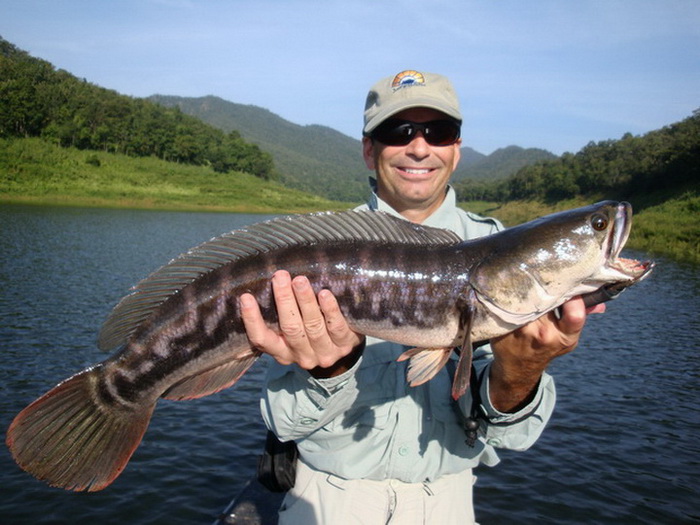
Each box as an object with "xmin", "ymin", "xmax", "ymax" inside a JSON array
[
  {"xmin": 456, "ymin": 110, "xmax": 700, "ymax": 206},
  {"xmin": 0, "ymin": 35, "xmax": 562, "ymax": 204},
  {"xmin": 0, "ymin": 38, "xmax": 274, "ymax": 180},
  {"xmin": 452, "ymin": 145, "xmax": 556, "ymax": 181},
  {"xmin": 503, "ymin": 114, "xmax": 700, "ymax": 204},
  {"xmin": 149, "ymin": 95, "xmax": 371, "ymax": 202},
  {"xmin": 149, "ymin": 95, "xmax": 554, "ymax": 202}
]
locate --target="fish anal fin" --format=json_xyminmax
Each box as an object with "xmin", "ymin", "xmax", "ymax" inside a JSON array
[
  {"xmin": 398, "ymin": 347, "xmax": 453, "ymax": 387},
  {"xmin": 6, "ymin": 368, "xmax": 154, "ymax": 492},
  {"xmin": 162, "ymin": 349, "xmax": 260, "ymax": 401}
]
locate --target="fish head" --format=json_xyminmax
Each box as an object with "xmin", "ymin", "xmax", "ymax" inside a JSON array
[{"xmin": 470, "ymin": 201, "xmax": 654, "ymax": 326}]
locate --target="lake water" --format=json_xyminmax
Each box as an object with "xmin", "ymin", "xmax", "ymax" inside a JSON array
[{"xmin": 0, "ymin": 204, "xmax": 698, "ymax": 524}]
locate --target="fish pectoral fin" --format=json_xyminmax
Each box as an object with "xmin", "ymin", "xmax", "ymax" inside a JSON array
[
  {"xmin": 162, "ymin": 348, "xmax": 260, "ymax": 401},
  {"xmin": 451, "ymin": 291, "xmax": 476, "ymax": 400},
  {"xmin": 398, "ymin": 347, "xmax": 453, "ymax": 387},
  {"xmin": 451, "ymin": 336, "xmax": 473, "ymax": 400}
]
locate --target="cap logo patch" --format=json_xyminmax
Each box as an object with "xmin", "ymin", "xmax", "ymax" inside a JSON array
[{"xmin": 391, "ymin": 70, "xmax": 426, "ymax": 90}]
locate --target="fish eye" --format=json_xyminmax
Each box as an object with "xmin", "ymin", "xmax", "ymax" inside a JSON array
[{"xmin": 591, "ymin": 214, "xmax": 609, "ymax": 231}]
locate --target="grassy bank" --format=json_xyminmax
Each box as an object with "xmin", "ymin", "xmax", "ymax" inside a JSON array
[
  {"xmin": 462, "ymin": 193, "xmax": 700, "ymax": 264},
  {"xmin": 626, "ymin": 192, "xmax": 699, "ymax": 263},
  {"xmin": 2, "ymin": 138, "xmax": 697, "ymax": 264},
  {"xmin": 0, "ymin": 138, "xmax": 354, "ymax": 214}
]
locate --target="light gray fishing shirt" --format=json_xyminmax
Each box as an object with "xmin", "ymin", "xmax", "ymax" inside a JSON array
[{"xmin": 260, "ymin": 184, "xmax": 555, "ymax": 483}]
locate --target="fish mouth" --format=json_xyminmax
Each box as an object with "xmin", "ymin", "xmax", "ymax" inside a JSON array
[
  {"xmin": 579, "ymin": 202, "xmax": 654, "ymax": 308},
  {"xmin": 605, "ymin": 202, "xmax": 654, "ymax": 283}
]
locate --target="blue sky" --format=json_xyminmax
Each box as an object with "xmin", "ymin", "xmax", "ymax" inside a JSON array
[{"xmin": 2, "ymin": 0, "xmax": 698, "ymax": 155}]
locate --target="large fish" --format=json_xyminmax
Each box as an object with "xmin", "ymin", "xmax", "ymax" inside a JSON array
[{"xmin": 6, "ymin": 201, "xmax": 652, "ymax": 492}]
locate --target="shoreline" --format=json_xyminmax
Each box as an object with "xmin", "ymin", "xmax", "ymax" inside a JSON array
[
  {"xmin": 0, "ymin": 195, "xmax": 353, "ymax": 215},
  {"xmin": 3, "ymin": 195, "xmax": 696, "ymax": 265}
]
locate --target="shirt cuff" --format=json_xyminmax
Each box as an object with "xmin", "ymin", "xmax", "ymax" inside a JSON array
[
  {"xmin": 479, "ymin": 362, "xmax": 550, "ymax": 424},
  {"xmin": 294, "ymin": 354, "xmax": 363, "ymax": 409}
]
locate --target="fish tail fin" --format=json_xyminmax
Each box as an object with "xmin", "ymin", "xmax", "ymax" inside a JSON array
[
  {"xmin": 398, "ymin": 347, "xmax": 453, "ymax": 387},
  {"xmin": 6, "ymin": 368, "xmax": 154, "ymax": 492}
]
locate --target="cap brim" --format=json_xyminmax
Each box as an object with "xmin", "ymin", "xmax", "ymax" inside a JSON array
[{"xmin": 363, "ymin": 99, "xmax": 462, "ymax": 135}]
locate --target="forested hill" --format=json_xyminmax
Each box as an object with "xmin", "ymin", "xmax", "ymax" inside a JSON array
[
  {"xmin": 149, "ymin": 95, "xmax": 557, "ymax": 202},
  {"xmin": 148, "ymin": 95, "xmax": 371, "ymax": 202},
  {"xmin": 455, "ymin": 110, "xmax": 700, "ymax": 206},
  {"xmin": 0, "ymin": 38, "xmax": 275, "ymax": 180},
  {"xmin": 452, "ymin": 145, "xmax": 556, "ymax": 181},
  {"xmin": 5, "ymin": 35, "xmax": 693, "ymax": 211},
  {"xmin": 0, "ymin": 36, "xmax": 558, "ymax": 203}
]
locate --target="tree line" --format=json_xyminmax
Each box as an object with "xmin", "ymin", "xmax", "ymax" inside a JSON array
[
  {"xmin": 455, "ymin": 109, "xmax": 699, "ymax": 204},
  {"xmin": 0, "ymin": 38, "xmax": 276, "ymax": 180}
]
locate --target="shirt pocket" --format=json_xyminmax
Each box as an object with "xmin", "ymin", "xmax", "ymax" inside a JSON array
[
  {"xmin": 339, "ymin": 399, "xmax": 393, "ymax": 431},
  {"xmin": 428, "ymin": 366, "xmax": 462, "ymax": 426},
  {"xmin": 323, "ymin": 360, "xmax": 398, "ymax": 438}
]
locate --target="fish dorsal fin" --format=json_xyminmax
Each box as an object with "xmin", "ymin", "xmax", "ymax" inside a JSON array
[{"xmin": 98, "ymin": 210, "xmax": 461, "ymax": 352}]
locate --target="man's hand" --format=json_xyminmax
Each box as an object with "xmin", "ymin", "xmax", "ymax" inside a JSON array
[
  {"xmin": 239, "ymin": 270, "xmax": 365, "ymax": 378},
  {"xmin": 488, "ymin": 297, "xmax": 603, "ymax": 412}
]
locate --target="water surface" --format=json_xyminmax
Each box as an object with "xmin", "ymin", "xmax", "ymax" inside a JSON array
[{"xmin": 0, "ymin": 205, "xmax": 698, "ymax": 524}]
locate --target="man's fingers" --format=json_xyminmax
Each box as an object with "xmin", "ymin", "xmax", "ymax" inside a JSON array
[
  {"xmin": 240, "ymin": 270, "xmax": 363, "ymax": 372},
  {"xmin": 318, "ymin": 289, "xmax": 358, "ymax": 346},
  {"xmin": 272, "ymin": 271, "xmax": 308, "ymax": 343},
  {"xmin": 291, "ymin": 276, "xmax": 328, "ymax": 341},
  {"xmin": 586, "ymin": 302, "xmax": 607, "ymax": 315},
  {"xmin": 273, "ymin": 271, "xmax": 335, "ymax": 370},
  {"xmin": 239, "ymin": 292, "xmax": 265, "ymax": 341},
  {"xmin": 555, "ymin": 297, "xmax": 587, "ymax": 335},
  {"xmin": 239, "ymin": 292, "xmax": 290, "ymax": 360}
]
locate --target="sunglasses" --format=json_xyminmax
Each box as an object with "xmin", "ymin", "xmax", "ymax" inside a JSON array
[{"xmin": 369, "ymin": 118, "xmax": 461, "ymax": 146}]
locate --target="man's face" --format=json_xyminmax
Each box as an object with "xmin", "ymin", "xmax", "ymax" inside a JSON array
[{"xmin": 362, "ymin": 107, "xmax": 461, "ymax": 222}]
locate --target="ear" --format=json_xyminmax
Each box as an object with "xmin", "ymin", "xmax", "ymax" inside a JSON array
[
  {"xmin": 451, "ymin": 139, "xmax": 462, "ymax": 172},
  {"xmin": 362, "ymin": 137, "xmax": 376, "ymax": 170}
]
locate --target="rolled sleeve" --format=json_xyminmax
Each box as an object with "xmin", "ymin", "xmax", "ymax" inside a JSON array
[
  {"xmin": 479, "ymin": 364, "xmax": 555, "ymax": 451},
  {"xmin": 456, "ymin": 346, "xmax": 555, "ymax": 458},
  {"xmin": 261, "ymin": 357, "xmax": 362, "ymax": 441}
]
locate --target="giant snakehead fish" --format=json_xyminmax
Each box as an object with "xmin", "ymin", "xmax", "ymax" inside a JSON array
[{"xmin": 6, "ymin": 200, "xmax": 653, "ymax": 491}]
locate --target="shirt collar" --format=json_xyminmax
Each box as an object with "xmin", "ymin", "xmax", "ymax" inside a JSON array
[{"xmin": 366, "ymin": 177, "xmax": 458, "ymax": 229}]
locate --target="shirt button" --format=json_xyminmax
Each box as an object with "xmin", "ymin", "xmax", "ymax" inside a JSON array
[
  {"xmin": 398, "ymin": 446, "xmax": 409, "ymax": 456},
  {"xmin": 300, "ymin": 418, "xmax": 316, "ymax": 425},
  {"xmin": 487, "ymin": 438, "xmax": 501, "ymax": 447}
]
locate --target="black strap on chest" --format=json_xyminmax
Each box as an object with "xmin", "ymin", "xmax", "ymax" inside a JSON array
[{"xmin": 463, "ymin": 364, "xmax": 489, "ymax": 447}]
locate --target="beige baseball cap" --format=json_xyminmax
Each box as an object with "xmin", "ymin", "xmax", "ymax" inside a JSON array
[{"xmin": 363, "ymin": 70, "xmax": 462, "ymax": 135}]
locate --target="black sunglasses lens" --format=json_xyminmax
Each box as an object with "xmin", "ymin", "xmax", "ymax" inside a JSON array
[
  {"xmin": 372, "ymin": 121, "xmax": 414, "ymax": 146},
  {"xmin": 372, "ymin": 120, "xmax": 460, "ymax": 146},
  {"xmin": 425, "ymin": 121, "xmax": 461, "ymax": 146}
]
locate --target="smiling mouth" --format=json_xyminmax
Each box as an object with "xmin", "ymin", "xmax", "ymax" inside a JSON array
[{"xmin": 400, "ymin": 168, "xmax": 433, "ymax": 175}]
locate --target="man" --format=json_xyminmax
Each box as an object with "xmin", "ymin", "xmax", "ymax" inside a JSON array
[{"xmin": 240, "ymin": 70, "xmax": 600, "ymax": 524}]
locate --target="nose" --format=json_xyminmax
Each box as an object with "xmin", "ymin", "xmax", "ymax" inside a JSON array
[{"xmin": 404, "ymin": 131, "xmax": 431, "ymax": 158}]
